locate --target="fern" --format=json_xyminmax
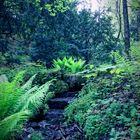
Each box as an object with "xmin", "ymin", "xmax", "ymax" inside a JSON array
[
  {"xmin": 18, "ymin": 81, "xmax": 52, "ymax": 112},
  {"xmin": 131, "ymin": 42, "xmax": 140, "ymax": 61},
  {"xmin": 12, "ymin": 71, "xmax": 25, "ymax": 86},
  {"xmin": 53, "ymin": 57, "xmax": 86, "ymax": 74},
  {"xmin": 0, "ymin": 82, "xmax": 24, "ymax": 120},
  {"xmin": 22, "ymin": 74, "xmax": 37, "ymax": 91},
  {"xmin": 0, "ymin": 71, "xmax": 26, "ymax": 118},
  {"xmin": 0, "ymin": 72, "xmax": 53, "ymax": 140},
  {"xmin": 0, "ymin": 110, "xmax": 30, "ymax": 140}
]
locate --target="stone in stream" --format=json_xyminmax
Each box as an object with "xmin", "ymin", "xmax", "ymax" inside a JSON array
[
  {"xmin": 55, "ymin": 91, "xmax": 78, "ymax": 98},
  {"xmin": 45, "ymin": 109, "xmax": 64, "ymax": 118},
  {"xmin": 24, "ymin": 127, "xmax": 34, "ymax": 134},
  {"xmin": 22, "ymin": 90, "xmax": 86, "ymax": 140},
  {"xmin": 48, "ymin": 97, "xmax": 75, "ymax": 109},
  {"xmin": 38, "ymin": 120, "xmax": 50, "ymax": 128},
  {"xmin": 28, "ymin": 122, "xmax": 40, "ymax": 129}
]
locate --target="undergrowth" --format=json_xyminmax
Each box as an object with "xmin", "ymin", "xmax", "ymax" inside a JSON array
[
  {"xmin": 0, "ymin": 71, "xmax": 53, "ymax": 140},
  {"xmin": 65, "ymin": 45, "xmax": 140, "ymax": 140}
]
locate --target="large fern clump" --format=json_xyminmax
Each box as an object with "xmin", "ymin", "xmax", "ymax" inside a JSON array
[
  {"xmin": 0, "ymin": 71, "xmax": 52, "ymax": 140},
  {"xmin": 53, "ymin": 57, "xmax": 86, "ymax": 74}
]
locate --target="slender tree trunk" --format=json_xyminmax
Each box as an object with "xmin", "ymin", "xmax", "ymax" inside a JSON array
[
  {"xmin": 0, "ymin": 0, "xmax": 5, "ymax": 14},
  {"xmin": 122, "ymin": 0, "xmax": 131, "ymax": 58},
  {"xmin": 137, "ymin": 4, "xmax": 140, "ymax": 41},
  {"xmin": 116, "ymin": 0, "xmax": 123, "ymax": 39}
]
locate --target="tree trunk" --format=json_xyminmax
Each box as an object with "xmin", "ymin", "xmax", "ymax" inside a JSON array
[
  {"xmin": 116, "ymin": 0, "xmax": 123, "ymax": 39},
  {"xmin": 122, "ymin": 0, "xmax": 131, "ymax": 58},
  {"xmin": 137, "ymin": 2, "xmax": 140, "ymax": 41},
  {"xmin": 0, "ymin": 0, "xmax": 5, "ymax": 15}
]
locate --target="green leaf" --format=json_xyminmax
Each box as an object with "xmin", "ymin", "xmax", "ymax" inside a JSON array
[{"xmin": 130, "ymin": 107, "xmax": 137, "ymax": 117}]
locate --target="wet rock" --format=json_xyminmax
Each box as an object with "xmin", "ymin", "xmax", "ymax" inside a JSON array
[
  {"xmin": 53, "ymin": 131, "xmax": 62, "ymax": 140},
  {"xmin": 49, "ymin": 124, "xmax": 57, "ymax": 129},
  {"xmin": 45, "ymin": 109, "xmax": 64, "ymax": 118},
  {"xmin": 48, "ymin": 97, "xmax": 75, "ymax": 109},
  {"xmin": 42, "ymin": 130, "xmax": 53, "ymax": 136},
  {"xmin": 25, "ymin": 127, "xmax": 34, "ymax": 134},
  {"xmin": 29, "ymin": 122, "xmax": 40, "ymax": 129},
  {"xmin": 64, "ymin": 128, "xmax": 71, "ymax": 136},
  {"xmin": 56, "ymin": 91, "xmax": 78, "ymax": 98},
  {"xmin": 38, "ymin": 120, "xmax": 50, "ymax": 128}
]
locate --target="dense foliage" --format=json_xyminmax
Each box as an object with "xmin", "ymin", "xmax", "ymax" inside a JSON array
[
  {"xmin": 26, "ymin": 9, "xmax": 119, "ymax": 65},
  {"xmin": 0, "ymin": 72, "xmax": 52, "ymax": 139},
  {"xmin": 65, "ymin": 44, "xmax": 140, "ymax": 139},
  {"xmin": 0, "ymin": 0, "xmax": 119, "ymax": 66},
  {"xmin": 0, "ymin": 0, "xmax": 140, "ymax": 139}
]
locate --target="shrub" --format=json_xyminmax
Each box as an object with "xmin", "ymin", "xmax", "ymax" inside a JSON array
[{"xmin": 65, "ymin": 73, "xmax": 140, "ymax": 139}]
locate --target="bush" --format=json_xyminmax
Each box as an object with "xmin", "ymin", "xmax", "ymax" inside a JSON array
[{"xmin": 65, "ymin": 75, "xmax": 140, "ymax": 139}]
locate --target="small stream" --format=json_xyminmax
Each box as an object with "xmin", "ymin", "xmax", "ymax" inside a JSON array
[{"xmin": 22, "ymin": 91, "xmax": 85, "ymax": 140}]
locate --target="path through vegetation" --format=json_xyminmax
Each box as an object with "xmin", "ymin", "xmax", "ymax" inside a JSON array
[{"xmin": 23, "ymin": 91, "xmax": 85, "ymax": 140}]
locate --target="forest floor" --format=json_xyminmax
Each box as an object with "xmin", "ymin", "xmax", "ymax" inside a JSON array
[{"xmin": 22, "ymin": 91, "xmax": 85, "ymax": 140}]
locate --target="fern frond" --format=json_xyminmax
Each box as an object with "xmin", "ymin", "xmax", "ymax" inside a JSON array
[
  {"xmin": 0, "ymin": 110, "xmax": 30, "ymax": 140},
  {"xmin": 14, "ymin": 86, "xmax": 38, "ymax": 112},
  {"xmin": 12, "ymin": 71, "xmax": 25, "ymax": 86},
  {"xmin": 0, "ymin": 73, "xmax": 53, "ymax": 140},
  {"xmin": 21, "ymin": 74, "xmax": 37, "ymax": 91},
  {"xmin": 0, "ymin": 82, "xmax": 23, "ymax": 120},
  {"xmin": 17, "ymin": 81, "xmax": 52, "ymax": 113}
]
